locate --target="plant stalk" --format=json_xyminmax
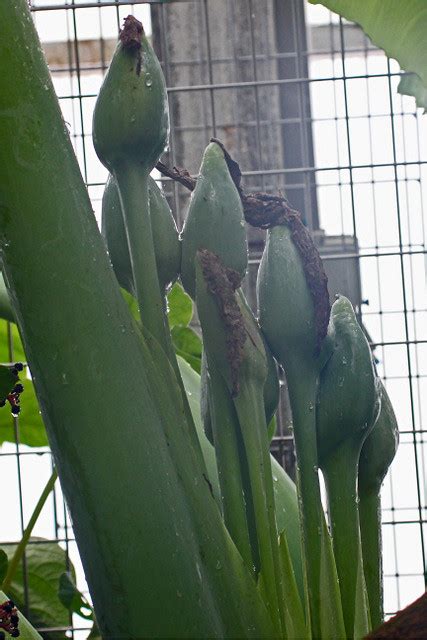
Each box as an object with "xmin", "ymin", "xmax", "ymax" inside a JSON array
[
  {"xmin": 359, "ymin": 490, "xmax": 383, "ymax": 631},
  {"xmin": 285, "ymin": 358, "xmax": 323, "ymax": 639},
  {"xmin": 2, "ymin": 469, "xmax": 58, "ymax": 594},
  {"xmin": 234, "ymin": 378, "xmax": 285, "ymax": 635},
  {"xmin": 323, "ymin": 441, "xmax": 366, "ymax": 638},
  {"xmin": 207, "ymin": 360, "xmax": 254, "ymax": 572},
  {"xmin": 114, "ymin": 164, "xmax": 168, "ymax": 352}
]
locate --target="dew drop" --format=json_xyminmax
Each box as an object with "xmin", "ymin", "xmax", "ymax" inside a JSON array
[
  {"xmin": 215, "ymin": 560, "xmax": 222, "ymax": 570},
  {"xmin": 145, "ymin": 73, "xmax": 153, "ymax": 87}
]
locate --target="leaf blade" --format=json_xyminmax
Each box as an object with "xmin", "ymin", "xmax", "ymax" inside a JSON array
[{"xmin": 310, "ymin": 0, "xmax": 427, "ymax": 106}]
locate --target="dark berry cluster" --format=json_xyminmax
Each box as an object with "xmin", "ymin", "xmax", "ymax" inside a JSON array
[
  {"xmin": 0, "ymin": 364, "xmax": 24, "ymax": 417},
  {"xmin": 0, "ymin": 599, "xmax": 20, "ymax": 637}
]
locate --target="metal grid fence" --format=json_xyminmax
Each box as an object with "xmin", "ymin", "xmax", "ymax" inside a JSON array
[{"xmin": 1, "ymin": 0, "xmax": 426, "ymax": 635}]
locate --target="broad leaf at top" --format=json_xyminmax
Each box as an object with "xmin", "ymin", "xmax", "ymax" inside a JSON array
[{"xmin": 310, "ymin": 0, "xmax": 427, "ymax": 108}]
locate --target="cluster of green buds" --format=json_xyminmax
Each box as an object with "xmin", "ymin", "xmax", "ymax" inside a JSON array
[
  {"xmin": 0, "ymin": 3, "xmax": 399, "ymax": 637},
  {"xmin": 92, "ymin": 15, "xmax": 399, "ymax": 639},
  {"xmin": 257, "ymin": 216, "xmax": 399, "ymax": 636}
]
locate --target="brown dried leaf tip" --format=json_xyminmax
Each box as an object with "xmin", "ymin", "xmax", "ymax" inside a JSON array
[
  {"xmin": 198, "ymin": 249, "xmax": 245, "ymax": 397},
  {"xmin": 119, "ymin": 15, "xmax": 144, "ymax": 51}
]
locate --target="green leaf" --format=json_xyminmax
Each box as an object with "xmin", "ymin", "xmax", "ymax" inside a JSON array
[
  {"xmin": 353, "ymin": 558, "xmax": 371, "ymax": 639},
  {"xmin": 167, "ymin": 282, "xmax": 193, "ymax": 327},
  {"xmin": 0, "ymin": 377, "xmax": 48, "ymax": 448},
  {"xmin": 0, "ymin": 549, "xmax": 8, "ymax": 584},
  {"xmin": 319, "ymin": 518, "xmax": 346, "ymax": 640},
  {"xmin": 58, "ymin": 572, "xmax": 93, "ymax": 620},
  {"xmin": 0, "ymin": 320, "xmax": 25, "ymax": 364},
  {"xmin": 171, "ymin": 325, "xmax": 202, "ymax": 373},
  {"xmin": 177, "ymin": 356, "xmax": 221, "ymax": 505},
  {"xmin": 177, "ymin": 355, "xmax": 305, "ymax": 607},
  {"xmin": 2, "ymin": 538, "xmax": 76, "ymax": 640},
  {"xmin": 0, "ymin": 273, "xmax": 15, "ymax": 324},
  {"xmin": 310, "ymin": 0, "xmax": 427, "ymax": 107},
  {"xmin": 120, "ymin": 287, "xmax": 140, "ymax": 323},
  {"xmin": 0, "ymin": 590, "xmax": 43, "ymax": 640},
  {"xmin": 0, "ymin": 364, "xmax": 17, "ymax": 402},
  {"xmin": 278, "ymin": 531, "xmax": 309, "ymax": 639},
  {"xmin": 398, "ymin": 72, "xmax": 427, "ymax": 110}
]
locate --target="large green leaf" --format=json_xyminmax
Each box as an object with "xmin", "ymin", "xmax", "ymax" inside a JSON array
[
  {"xmin": 310, "ymin": 0, "xmax": 427, "ymax": 107},
  {"xmin": 2, "ymin": 539, "xmax": 75, "ymax": 640}
]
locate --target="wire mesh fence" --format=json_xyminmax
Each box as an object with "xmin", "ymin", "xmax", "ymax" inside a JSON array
[{"xmin": 1, "ymin": 0, "xmax": 426, "ymax": 635}]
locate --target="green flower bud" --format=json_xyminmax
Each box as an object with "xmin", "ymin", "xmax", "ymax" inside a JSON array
[
  {"xmin": 317, "ymin": 296, "xmax": 381, "ymax": 464},
  {"xmin": 180, "ymin": 142, "xmax": 247, "ymax": 300},
  {"xmin": 93, "ymin": 16, "xmax": 169, "ymax": 173},
  {"xmin": 359, "ymin": 381, "xmax": 399, "ymax": 496},
  {"xmin": 257, "ymin": 223, "xmax": 329, "ymax": 370},
  {"xmin": 102, "ymin": 174, "xmax": 181, "ymax": 293}
]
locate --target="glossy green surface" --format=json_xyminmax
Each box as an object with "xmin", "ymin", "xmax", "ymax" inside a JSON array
[
  {"xmin": 181, "ymin": 142, "xmax": 248, "ymax": 299},
  {"xmin": 92, "ymin": 20, "xmax": 169, "ymax": 173},
  {"xmin": 359, "ymin": 381, "xmax": 399, "ymax": 496},
  {"xmin": 257, "ymin": 225, "xmax": 318, "ymax": 365},
  {"xmin": 0, "ymin": 3, "xmax": 276, "ymax": 637},
  {"xmin": 317, "ymin": 296, "xmax": 380, "ymax": 464},
  {"xmin": 102, "ymin": 174, "xmax": 181, "ymax": 293}
]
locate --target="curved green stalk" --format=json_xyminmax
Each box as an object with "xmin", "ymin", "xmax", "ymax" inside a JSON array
[
  {"xmin": 207, "ymin": 359, "xmax": 254, "ymax": 572},
  {"xmin": 114, "ymin": 165, "xmax": 168, "ymax": 352},
  {"xmin": 233, "ymin": 378, "xmax": 285, "ymax": 635},
  {"xmin": 359, "ymin": 491, "xmax": 383, "ymax": 631},
  {"xmin": 114, "ymin": 166, "xmax": 199, "ymax": 455},
  {"xmin": 322, "ymin": 441, "xmax": 369, "ymax": 638},
  {"xmin": 2, "ymin": 469, "xmax": 58, "ymax": 594},
  {"xmin": 285, "ymin": 359, "xmax": 323, "ymax": 639}
]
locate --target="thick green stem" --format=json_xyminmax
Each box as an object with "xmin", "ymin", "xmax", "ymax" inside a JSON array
[
  {"xmin": 234, "ymin": 379, "xmax": 284, "ymax": 635},
  {"xmin": 285, "ymin": 359, "xmax": 323, "ymax": 639},
  {"xmin": 207, "ymin": 361, "xmax": 254, "ymax": 572},
  {"xmin": 114, "ymin": 164, "xmax": 168, "ymax": 351},
  {"xmin": 323, "ymin": 441, "xmax": 364, "ymax": 638},
  {"xmin": 115, "ymin": 164, "xmax": 200, "ymax": 453},
  {"xmin": 2, "ymin": 469, "xmax": 58, "ymax": 593},
  {"xmin": 0, "ymin": 4, "xmax": 278, "ymax": 636},
  {"xmin": 359, "ymin": 490, "xmax": 383, "ymax": 631}
]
